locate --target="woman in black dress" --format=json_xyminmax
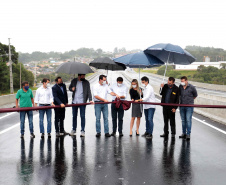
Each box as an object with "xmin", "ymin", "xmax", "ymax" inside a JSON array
[{"xmin": 129, "ymin": 79, "xmax": 143, "ymax": 136}]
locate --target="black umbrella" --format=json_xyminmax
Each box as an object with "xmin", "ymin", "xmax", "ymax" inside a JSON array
[
  {"xmin": 89, "ymin": 57, "xmax": 126, "ymax": 73},
  {"xmin": 55, "ymin": 61, "xmax": 94, "ymax": 74}
]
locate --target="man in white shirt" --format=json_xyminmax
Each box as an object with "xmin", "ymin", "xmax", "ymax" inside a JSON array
[
  {"xmin": 139, "ymin": 76, "xmax": 156, "ymax": 139},
  {"xmin": 110, "ymin": 77, "xmax": 128, "ymax": 137},
  {"xmin": 93, "ymin": 75, "xmax": 119, "ymax": 137},
  {"xmin": 35, "ymin": 78, "xmax": 54, "ymax": 138}
]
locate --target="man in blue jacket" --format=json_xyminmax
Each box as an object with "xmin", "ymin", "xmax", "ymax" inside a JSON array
[{"xmin": 52, "ymin": 77, "xmax": 69, "ymax": 137}]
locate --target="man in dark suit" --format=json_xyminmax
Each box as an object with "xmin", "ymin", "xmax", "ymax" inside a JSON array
[
  {"xmin": 52, "ymin": 76, "xmax": 69, "ymax": 137},
  {"xmin": 160, "ymin": 77, "xmax": 179, "ymax": 138},
  {"xmin": 69, "ymin": 74, "xmax": 93, "ymax": 137}
]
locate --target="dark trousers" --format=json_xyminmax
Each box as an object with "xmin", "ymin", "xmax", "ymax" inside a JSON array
[
  {"xmin": 54, "ymin": 107, "xmax": 65, "ymax": 133},
  {"xmin": 163, "ymin": 107, "xmax": 176, "ymax": 135},
  {"xmin": 111, "ymin": 102, "xmax": 124, "ymax": 133},
  {"xmin": 72, "ymin": 105, "xmax": 86, "ymax": 132}
]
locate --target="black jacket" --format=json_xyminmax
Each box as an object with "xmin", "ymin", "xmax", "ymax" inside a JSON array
[
  {"xmin": 52, "ymin": 83, "xmax": 68, "ymax": 105},
  {"xmin": 160, "ymin": 84, "xmax": 180, "ymax": 109},
  {"xmin": 69, "ymin": 78, "xmax": 92, "ymax": 103}
]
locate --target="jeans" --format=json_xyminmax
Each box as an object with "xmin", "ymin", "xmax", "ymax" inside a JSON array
[
  {"xmin": 20, "ymin": 111, "xmax": 34, "ymax": 135},
  {"xmin": 39, "ymin": 105, "xmax": 52, "ymax": 133},
  {"xmin": 111, "ymin": 102, "xmax": 124, "ymax": 133},
  {"xmin": 144, "ymin": 108, "xmax": 155, "ymax": 134},
  {"xmin": 95, "ymin": 104, "xmax": 109, "ymax": 133},
  {"xmin": 180, "ymin": 106, "xmax": 194, "ymax": 135},
  {"xmin": 54, "ymin": 107, "xmax": 65, "ymax": 133},
  {"xmin": 163, "ymin": 107, "xmax": 176, "ymax": 135},
  {"xmin": 72, "ymin": 104, "xmax": 86, "ymax": 132}
]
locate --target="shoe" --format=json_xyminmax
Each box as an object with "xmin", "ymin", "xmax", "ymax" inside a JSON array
[
  {"xmin": 142, "ymin": 132, "xmax": 148, "ymax": 137},
  {"xmin": 129, "ymin": 134, "xmax": 132, "ymax": 137},
  {"xmin": 56, "ymin": 132, "xmax": 60, "ymax": 137},
  {"xmin": 105, "ymin": 133, "xmax": 111, "ymax": 137},
  {"xmin": 179, "ymin": 134, "xmax": 186, "ymax": 139},
  {"xmin": 96, "ymin": 133, "xmax": 101, "ymax": 137},
  {"xmin": 186, "ymin": 135, "xmax": 190, "ymax": 140},
  {"xmin": 80, "ymin": 131, "xmax": 85, "ymax": 137},
  {"xmin": 30, "ymin": 133, "xmax": 35, "ymax": 138},
  {"xmin": 146, "ymin": 134, "xmax": 153, "ymax": 139},
  {"xmin": 160, "ymin": 133, "xmax": 168, "ymax": 138},
  {"xmin": 69, "ymin": 130, "xmax": 76, "ymax": 136},
  {"xmin": 64, "ymin": 131, "xmax": 69, "ymax": 135},
  {"xmin": 20, "ymin": 134, "xmax": 24, "ymax": 138},
  {"xmin": 136, "ymin": 131, "xmax": 140, "ymax": 136},
  {"xmin": 171, "ymin": 134, "xmax": 175, "ymax": 138},
  {"xmin": 48, "ymin": 133, "xmax": 51, "ymax": 138},
  {"xmin": 111, "ymin": 132, "xmax": 116, "ymax": 137},
  {"xmin": 41, "ymin": 133, "xmax": 44, "ymax": 138},
  {"xmin": 119, "ymin": 132, "xmax": 124, "ymax": 137}
]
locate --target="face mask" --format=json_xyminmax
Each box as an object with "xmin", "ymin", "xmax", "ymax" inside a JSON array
[
  {"xmin": 181, "ymin": 82, "xmax": 186, "ymax": 86},
  {"xmin": 132, "ymin": 85, "xmax": 137, "ymax": 88},
  {"xmin": 80, "ymin": 78, "xmax": 85, "ymax": 81},
  {"xmin": 168, "ymin": 84, "xmax": 173, "ymax": 88},
  {"xmin": 118, "ymin": 83, "xmax": 122, "ymax": 87},
  {"xmin": 24, "ymin": 86, "xmax": 29, "ymax": 90},
  {"xmin": 141, "ymin": 83, "xmax": 146, "ymax": 87},
  {"xmin": 58, "ymin": 83, "xmax": 63, "ymax": 86},
  {"xmin": 102, "ymin": 81, "xmax": 106, "ymax": 85}
]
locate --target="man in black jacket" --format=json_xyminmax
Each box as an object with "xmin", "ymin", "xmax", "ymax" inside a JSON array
[
  {"xmin": 52, "ymin": 77, "xmax": 69, "ymax": 137},
  {"xmin": 69, "ymin": 74, "xmax": 93, "ymax": 137},
  {"xmin": 160, "ymin": 77, "xmax": 179, "ymax": 138}
]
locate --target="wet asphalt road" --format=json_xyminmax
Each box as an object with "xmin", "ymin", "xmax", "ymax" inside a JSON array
[{"xmin": 1, "ymin": 71, "xmax": 226, "ymax": 185}]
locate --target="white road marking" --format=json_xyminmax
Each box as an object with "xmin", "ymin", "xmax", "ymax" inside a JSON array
[{"xmin": 0, "ymin": 112, "xmax": 16, "ymax": 120}]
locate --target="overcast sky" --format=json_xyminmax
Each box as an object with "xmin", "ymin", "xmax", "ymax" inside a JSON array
[{"xmin": 1, "ymin": 0, "xmax": 226, "ymax": 53}]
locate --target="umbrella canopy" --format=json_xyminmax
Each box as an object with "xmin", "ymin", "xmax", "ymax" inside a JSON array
[
  {"xmin": 113, "ymin": 51, "xmax": 164, "ymax": 68},
  {"xmin": 144, "ymin": 43, "xmax": 196, "ymax": 64},
  {"xmin": 89, "ymin": 57, "xmax": 126, "ymax": 71},
  {"xmin": 55, "ymin": 61, "xmax": 94, "ymax": 74}
]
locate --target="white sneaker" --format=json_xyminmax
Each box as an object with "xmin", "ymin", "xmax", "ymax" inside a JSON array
[
  {"xmin": 69, "ymin": 130, "xmax": 76, "ymax": 136},
  {"xmin": 80, "ymin": 131, "xmax": 85, "ymax": 137}
]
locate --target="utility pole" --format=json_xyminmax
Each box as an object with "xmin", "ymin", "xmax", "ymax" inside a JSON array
[{"xmin": 8, "ymin": 38, "xmax": 14, "ymax": 94}]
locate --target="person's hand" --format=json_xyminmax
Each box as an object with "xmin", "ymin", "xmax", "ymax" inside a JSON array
[
  {"xmin": 60, "ymin": 103, "xmax": 65, "ymax": 108},
  {"xmin": 72, "ymin": 87, "xmax": 75, "ymax": 91},
  {"xmin": 161, "ymin": 83, "xmax": 164, "ymax": 88},
  {"xmin": 135, "ymin": 100, "xmax": 139, "ymax": 102},
  {"xmin": 172, "ymin": 108, "xmax": 176, "ymax": 113},
  {"xmin": 51, "ymin": 103, "xmax": 55, "ymax": 107},
  {"xmin": 104, "ymin": 99, "xmax": 108, "ymax": 103},
  {"xmin": 16, "ymin": 105, "xmax": 19, "ymax": 109},
  {"xmin": 116, "ymin": 94, "xmax": 120, "ymax": 99},
  {"xmin": 90, "ymin": 101, "xmax": 94, "ymax": 104},
  {"xmin": 132, "ymin": 99, "xmax": 134, "ymax": 101},
  {"xmin": 139, "ymin": 99, "xmax": 143, "ymax": 102}
]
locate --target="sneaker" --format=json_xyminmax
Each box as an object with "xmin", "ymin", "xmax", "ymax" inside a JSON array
[
  {"xmin": 80, "ymin": 131, "xmax": 85, "ymax": 137},
  {"xmin": 186, "ymin": 135, "xmax": 190, "ymax": 140},
  {"xmin": 142, "ymin": 132, "xmax": 149, "ymax": 137},
  {"xmin": 179, "ymin": 134, "xmax": 186, "ymax": 139},
  {"xmin": 30, "ymin": 133, "xmax": 35, "ymax": 138},
  {"xmin": 146, "ymin": 134, "xmax": 153, "ymax": 139},
  {"xmin": 96, "ymin": 133, "xmax": 101, "ymax": 137},
  {"xmin": 56, "ymin": 132, "xmax": 60, "ymax": 137},
  {"xmin": 105, "ymin": 133, "xmax": 111, "ymax": 137},
  {"xmin": 69, "ymin": 130, "xmax": 76, "ymax": 136},
  {"xmin": 119, "ymin": 132, "xmax": 124, "ymax": 137},
  {"xmin": 48, "ymin": 133, "xmax": 51, "ymax": 138},
  {"xmin": 41, "ymin": 133, "xmax": 44, "ymax": 138},
  {"xmin": 111, "ymin": 132, "xmax": 116, "ymax": 137},
  {"xmin": 64, "ymin": 131, "xmax": 69, "ymax": 135},
  {"xmin": 160, "ymin": 133, "xmax": 168, "ymax": 138},
  {"xmin": 20, "ymin": 134, "xmax": 24, "ymax": 138}
]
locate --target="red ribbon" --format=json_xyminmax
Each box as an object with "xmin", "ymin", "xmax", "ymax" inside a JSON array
[{"xmin": 0, "ymin": 101, "xmax": 226, "ymax": 113}]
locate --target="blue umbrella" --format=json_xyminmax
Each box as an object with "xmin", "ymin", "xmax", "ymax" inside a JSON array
[{"xmin": 144, "ymin": 43, "xmax": 196, "ymax": 82}]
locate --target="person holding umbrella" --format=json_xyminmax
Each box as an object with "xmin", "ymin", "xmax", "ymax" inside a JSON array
[
  {"xmin": 52, "ymin": 77, "xmax": 69, "ymax": 137},
  {"xmin": 138, "ymin": 76, "xmax": 156, "ymax": 139},
  {"xmin": 160, "ymin": 77, "xmax": 179, "ymax": 139},
  {"xmin": 69, "ymin": 74, "xmax": 93, "ymax": 137}
]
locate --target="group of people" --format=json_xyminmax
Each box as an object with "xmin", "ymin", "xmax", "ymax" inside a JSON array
[{"xmin": 16, "ymin": 74, "xmax": 197, "ymax": 140}]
